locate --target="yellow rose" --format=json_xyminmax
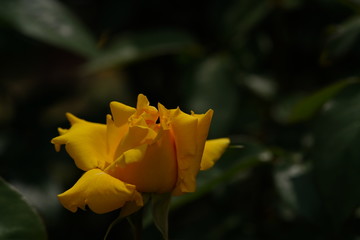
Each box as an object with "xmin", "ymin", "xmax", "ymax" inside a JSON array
[{"xmin": 51, "ymin": 94, "xmax": 230, "ymax": 214}]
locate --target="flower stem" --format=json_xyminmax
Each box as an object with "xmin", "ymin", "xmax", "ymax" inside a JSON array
[{"xmin": 127, "ymin": 208, "xmax": 143, "ymax": 240}]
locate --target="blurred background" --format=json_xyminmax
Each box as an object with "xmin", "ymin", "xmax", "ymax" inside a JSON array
[{"xmin": 1, "ymin": 0, "xmax": 360, "ymax": 239}]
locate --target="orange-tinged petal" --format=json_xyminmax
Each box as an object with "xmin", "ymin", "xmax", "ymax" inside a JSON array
[
  {"xmin": 58, "ymin": 169, "xmax": 143, "ymax": 214},
  {"xmin": 108, "ymin": 144, "xmax": 148, "ymax": 169},
  {"xmin": 134, "ymin": 94, "xmax": 158, "ymax": 124},
  {"xmin": 51, "ymin": 113, "xmax": 110, "ymax": 171},
  {"xmin": 200, "ymin": 138, "xmax": 230, "ymax": 170},
  {"xmin": 108, "ymin": 130, "xmax": 177, "ymax": 193}
]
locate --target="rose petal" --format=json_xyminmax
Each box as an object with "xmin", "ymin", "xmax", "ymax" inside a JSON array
[
  {"xmin": 109, "ymin": 144, "xmax": 148, "ymax": 169},
  {"xmin": 51, "ymin": 113, "xmax": 110, "ymax": 171},
  {"xmin": 200, "ymin": 138, "xmax": 230, "ymax": 170},
  {"xmin": 110, "ymin": 101, "xmax": 136, "ymax": 127},
  {"xmin": 107, "ymin": 130, "xmax": 177, "ymax": 193},
  {"xmin": 58, "ymin": 169, "xmax": 143, "ymax": 214},
  {"xmin": 191, "ymin": 109, "xmax": 214, "ymax": 163},
  {"xmin": 106, "ymin": 114, "xmax": 129, "ymax": 157},
  {"xmin": 113, "ymin": 125, "xmax": 156, "ymax": 159},
  {"xmin": 135, "ymin": 94, "xmax": 158, "ymax": 124},
  {"xmin": 159, "ymin": 106, "xmax": 212, "ymax": 195}
]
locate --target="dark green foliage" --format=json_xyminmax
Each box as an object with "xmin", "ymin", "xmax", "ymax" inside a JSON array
[{"xmin": 0, "ymin": 178, "xmax": 47, "ymax": 240}]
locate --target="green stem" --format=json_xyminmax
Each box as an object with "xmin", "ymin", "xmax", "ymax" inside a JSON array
[
  {"xmin": 127, "ymin": 208, "xmax": 143, "ymax": 240},
  {"xmin": 103, "ymin": 215, "xmax": 124, "ymax": 240}
]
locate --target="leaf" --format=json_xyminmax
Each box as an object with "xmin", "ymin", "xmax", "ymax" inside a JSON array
[
  {"xmin": 311, "ymin": 84, "xmax": 360, "ymax": 227},
  {"xmin": 288, "ymin": 78, "xmax": 357, "ymax": 123},
  {"xmin": 151, "ymin": 193, "xmax": 171, "ymax": 240},
  {"xmin": 223, "ymin": 0, "xmax": 272, "ymax": 48},
  {"xmin": 0, "ymin": 0, "xmax": 98, "ymax": 57},
  {"xmin": 185, "ymin": 54, "xmax": 238, "ymax": 136},
  {"xmin": 83, "ymin": 30, "xmax": 196, "ymax": 74},
  {"xmin": 274, "ymin": 160, "xmax": 325, "ymax": 224},
  {"xmin": 0, "ymin": 177, "xmax": 47, "ymax": 240},
  {"xmin": 322, "ymin": 16, "xmax": 360, "ymax": 62}
]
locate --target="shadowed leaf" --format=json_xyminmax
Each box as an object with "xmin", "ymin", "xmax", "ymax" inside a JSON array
[
  {"xmin": 0, "ymin": 0, "xmax": 98, "ymax": 57},
  {"xmin": 83, "ymin": 30, "xmax": 196, "ymax": 74},
  {"xmin": 288, "ymin": 78, "xmax": 357, "ymax": 123},
  {"xmin": 0, "ymin": 178, "xmax": 47, "ymax": 240}
]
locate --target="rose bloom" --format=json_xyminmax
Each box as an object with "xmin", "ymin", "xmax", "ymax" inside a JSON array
[{"xmin": 51, "ymin": 94, "xmax": 230, "ymax": 214}]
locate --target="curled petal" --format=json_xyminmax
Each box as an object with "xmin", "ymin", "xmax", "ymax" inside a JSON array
[
  {"xmin": 58, "ymin": 169, "xmax": 143, "ymax": 214},
  {"xmin": 200, "ymin": 138, "xmax": 230, "ymax": 170},
  {"xmin": 134, "ymin": 94, "xmax": 158, "ymax": 124},
  {"xmin": 51, "ymin": 113, "xmax": 110, "ymax": 171},
  {"xmin": 109, "ymin": 144, "xmax": 148, "ymax": 169},
  {"xmin": 110, "ymin": 101, "xmax": 136, "ymax": 127},
  {"xmin": 161, "ymin": 106, "xmax": 213, "ymax": 196},
  {"xmin": 113, "ymin": 125, "xmax": 156, "ymax": 159}
]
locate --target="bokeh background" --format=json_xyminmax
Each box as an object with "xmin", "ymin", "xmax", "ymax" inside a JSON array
[{"xmin": 1, "ymin": 0, "xmax": 360, "ymax": 239}]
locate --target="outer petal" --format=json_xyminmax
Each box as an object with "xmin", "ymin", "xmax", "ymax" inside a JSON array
[
  {"xmin": 191, "ymin": 110, "xmax": 214, "ymax": 164},
  {"xmin": 170, "ymin": 111, "xmax": 198, "ymax": 195},
  {"xmin": 51, "ymin": 113, "xmax": 110, "ymax": 171},
  {"xmin": 200, "ymin": 138, "xmax": 230, "ymax": 170},
  {"xmin": 58, "ymin": 169, "xmax": 143, "ymax": 214},
  {"xmin": 159, "ymin": 105, "xmax": 213, "ymax": 196}
]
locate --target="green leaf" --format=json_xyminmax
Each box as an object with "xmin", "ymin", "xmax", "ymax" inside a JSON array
[
  {"xmin": 83, "ymin": 30, "xmax": 196, "ymax": 74},
  {"xmin": 288, "ymin": 78, "xmax": 357, "ymax": 123},
  {"xmin": 0, "ymin": 178, "xmax": 47, "ymax": 240},
  {"xmin": 223, "ymin": 0, "xmax": 272, "ymax": 49},
  {"xmin": 185, "ymin": 54, "xmax": 238, "ymax": 136},
  {"xmin": 274, "ymin": 160, "xmax": 325, "ymax": 224},
  {"xmin": 151, "ymin": 193, "xmax": 171, "ymax": 240},
  {"xmin": 311, "ymin": 83, "xmax": 360, "ymax": 227},
  {"xmin": 322, "ymin": 16, "xmax": 360, "ymax": 62},
  {"xmin": 0, "ymin": 0, "xmax": 98, "ymax": 57}
]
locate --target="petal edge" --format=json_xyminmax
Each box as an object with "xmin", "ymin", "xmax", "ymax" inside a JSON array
[
  {"xmin": 200, "ymin": 138, "xmax": 230, "ymax": 171},
  {"xmin": 58, "ymin": 169, "xmax": 143, "ymax": 214}
]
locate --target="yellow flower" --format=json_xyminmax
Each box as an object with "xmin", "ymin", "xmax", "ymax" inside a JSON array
[{"xmin": 51, "ymin": 94, "xmax": 230, "ymax": 214}]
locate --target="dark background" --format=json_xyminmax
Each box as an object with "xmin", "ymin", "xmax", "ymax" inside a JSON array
[{"xmin": 1, "ymin": 0, "xmax": 360, "ymax": 239}]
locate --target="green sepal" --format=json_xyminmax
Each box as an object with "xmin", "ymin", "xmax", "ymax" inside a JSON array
[
  {"xmin": 151, "ymin": 192, "xmax": 172, "ymax": 240},
  {"xmin": 104, "ymin": 193, "xmax": 149, "ymax": 240}
]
